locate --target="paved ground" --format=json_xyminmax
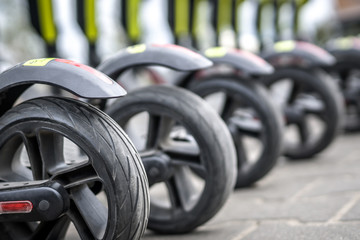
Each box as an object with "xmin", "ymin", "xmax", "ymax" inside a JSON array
[
  {"xmin": 64, "ymin": 131, "xmax": 360, "ymax": 240},
  {"xmin": 143, "ymin": 132, "xmax": 360, "ymax": 240}
]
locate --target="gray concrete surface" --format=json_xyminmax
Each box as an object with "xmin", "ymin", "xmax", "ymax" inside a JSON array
[
  {"xmin": 143, "ymin": 133, "xmax": 360, "ymax": 240},
  {"xmin": 64, "ymin": 132, "xmax": 360, "ymax": 240}
]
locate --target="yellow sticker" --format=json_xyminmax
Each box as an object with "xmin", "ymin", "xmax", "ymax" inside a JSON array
[
  {"xmin": 274, "ymin": 41, "xmax": 296, "ymax": 52},
  {"xmin": 23, "ymin": 58, "xmax": 55, "ymax": 66},
  {"xmin": 204, "ymin": 47, "xmax": 227, "ymax": 58},
  {"xmin": 127, "ymin": 44, "xmax": 146, "ymax": 54}
]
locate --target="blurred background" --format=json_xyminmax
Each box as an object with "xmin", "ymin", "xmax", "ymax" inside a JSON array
[{"xmin": 0, "ymin": 0, "xmax": 358, "ymax": 66}]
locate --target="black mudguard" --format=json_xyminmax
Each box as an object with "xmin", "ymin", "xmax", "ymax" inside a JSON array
[
  {"xmin": 263, "ymin": 40, "xmax": 336, "ymax": 69},
  {"xmin": 327, "ymin": 47, "xmax": 360, "ymax": 77},
  {"xmin": 0, "ymin": 58, "xmax": 126, "ymax": 116},
  {"xmin": 97, "ymin": 44, "xmax": 213, "ymax": 79},
  {"xmin": 325, "ymin": 37, "xmax": 360, "ymax": 73},
  {"xmin": 203, "ymin": 47, "xmax": 274, "ymax": 77},
  {"xmin": 174, "ymin": 47, "xmax": 273, "ymax": 88},
  {"xmin": 329, "ymin": 49, "xmax": 360, "ymax": 62}
]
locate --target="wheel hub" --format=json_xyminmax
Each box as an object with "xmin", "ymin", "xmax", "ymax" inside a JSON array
[
  {"xmin": 284, "ymin": 106, "xmax": 304, "ymax": 124},
  {"xmin": 141, "ymin": 151, "xmax": 173, "ymax": 185}
]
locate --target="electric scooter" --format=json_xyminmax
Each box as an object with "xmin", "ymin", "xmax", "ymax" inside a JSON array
[{"xmin": 0, "ymin": 58, "xmax": 149, "ymax": 239}]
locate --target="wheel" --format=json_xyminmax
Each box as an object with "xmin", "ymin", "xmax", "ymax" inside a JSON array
[
  {"xmin": 105, "ymin": 85, "xmax": 236, "ymax": 234},
  {"xmin": 0, "ymin": 97, "xmax": 149, "ymax": 240},
  {"xmin": 262, "ymin": 68, "xmax": 344, "ymax": 159},
  {"xmin": 187, "ymin": 76, "xmax": 284, "ymax": 188},
  {"xmin": 330, "ymin": 51, "xmax": 360, "ymax": 132}
]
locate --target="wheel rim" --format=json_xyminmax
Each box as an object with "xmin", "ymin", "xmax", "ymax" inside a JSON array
[
  {"xmin": 0, "ymin": 121, "xmax": 114, "ymax": 240},
  {"xmin": 115, "ymin": 110, "xmax": 208, "ymax": 222},
  {"xmin": 197, "ymin": 90, "xmax": 266, "ymax": 174},
  {"xmin": 333, "ymin": 67, "xmax": 360, "ymax": 130},
  {"xmin": 267, "ymin": 78, "xmax": 329, "ymax": 155}
]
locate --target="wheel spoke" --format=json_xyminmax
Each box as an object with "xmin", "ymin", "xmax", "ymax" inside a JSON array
[
  {"xmin": 67, "ymin": 201, "xmax": 95, "ymax": 240},
  {"xmin": 21, "ymin": 129, "xmax": 67, "ymax": 180},
  {"xmin": 22, "ymin": 134, "xmax": 46, "ymax": 180},
  {"xmin": 146, "ymin": 114, "xmax": 174, "ymax": 149},
  {"xmin": 36, "ymin": 130, "xmax": 66, "ymax": 175},
  {"xmin": 165, "ymin": 178, "xmax": 182, "ymax": 210},
  {"xmin": 221, "ymin": 96, "xmax": 239, "ymax": 121},
  {"xmin": 162, "ymin": 142, "xmax": 206, "ymax": 177},
  {"xmin": 172, "ymin": 166, "xmax": 200, "ymax": 211},
  {"xmin": 152, "ymin": 166, "xmax": 200, "ymax": 212},
  {"xmin": 146, "ymin": 114, "xmax": 161, "ymax": 148},
  {"xmin": 287, "ymin": 82, "xmax": 303, "ymax": 104},
  {"xmin": 292, "ymin": 96, "xmax": 327, "ymax": 123},
  {"xmin": 228, "ymin": 113, "xmax": 262, "ymax": 138},
  {"xmin": 285, "ymin": 106, "xmax": 311, "ymax": 144},
  {"xmin": 0, "ymin": 222, "xmax": 33, "ymax": 239},
  {"xmin": 30, "ymin": 216, "xmax": 70, "ymax": 240},
  {"xmin": 297, "ymin": 118, "xmax": 310, "ymax": 145},
  {"xmin": 51, "ymin": 163, "xmax": 100, "ymax": 189},
  {"xmin": 233, "ymin": 133, "xmax": 248, "ymax": 168},
  {"xmin": 304, "ymin": 100, "xmax": 325, "ymax": 114},
  {"xmin": 70, "ymin": 185, "xmax": 108, "ymax": 239},
  {"xmin": 0, "ymin": 134, "xmax": 33, "ymax": 181},
  {"xmin": 295, "ymin": 95, "xmax": 325, "ymax": 114},
  {"xmin": 284, "ymin": 106, "xmax": 302, "ymax": 124}
]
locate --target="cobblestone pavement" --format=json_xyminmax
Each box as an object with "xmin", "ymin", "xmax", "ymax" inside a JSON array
[{"xmin": 143, "ymin": 133, "xmax": 360, "ymax": 240}]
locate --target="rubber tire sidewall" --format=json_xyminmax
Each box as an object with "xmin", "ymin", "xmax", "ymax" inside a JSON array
[
  {"xmin": 188, "ymin": 76, "xmax": 284, "ymax": 188},
  {"xmin": 0, "ymin": 97, "xmax": 149, "ymax": 240},
  {"xmin": 262, "ymin": 68, "xmax": 343, "ymax": 159},
  {"xmin": 106, "ymin": 85, "xmax": 237, "ymax": 234}
]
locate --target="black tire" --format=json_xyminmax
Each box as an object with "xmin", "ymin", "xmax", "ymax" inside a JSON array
[
  {"xmin": 330, "ymin": 51, "xmax": 360, "ymax": 132},
  {"xmin": 262, "ymin": 68, "xmax": 344, "ymax": 159},
  {"xmin": 187, "ymin": 76, "xmax": 284, "ymax": 188},
  {"xmin": 106, "ymin": 85, "xmax": 237, "ymax": 234},
  {"xmin": 0, "ymin": 97, "xmax": 149, "ymax": 240}
]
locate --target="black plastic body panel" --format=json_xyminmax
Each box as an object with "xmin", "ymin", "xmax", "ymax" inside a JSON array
[
  {"xmin": 0, "ymin": 59, "xmax": 126, "ymax": 98},
  {"xmin": 97, "ymin": 44, "xmax": 213, "ymax": 79},
  {"xmin": 203, "ymin": 47, "xmax": 274, "ymax": 77},
  {"xmin": 0, "ymin": 181, "xmax": 69, "ymax": 222},
  {"xmin": 329, "ymin": 48, "xmax": 360, "ymax": 62},
  {"xmin": 263, "ymin": 41, "xmax": 336, "ymax": 69},
  {"xmin": 0, "ymin": 58, "xmax": 126, "ymax": 116}
]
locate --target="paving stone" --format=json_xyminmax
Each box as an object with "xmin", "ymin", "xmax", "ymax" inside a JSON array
[
  {"xmin": 232, "ymin": 176, "xmax": 317, "ymax": 200},
  {"xmin": 241, "ymin": 222, "xmax": 360, "ymax": 240},
  {"xmin": 300, "ymin": 174, "xmax": 360, "ymax": 198},
  {"xmin": 341, "ymin": 197, "xmax": 360, "ymax": 221},
  {"xmin": 208, "ymin": 192, "xmax": 351, "ymax": 224},
  {"xmin": 64, "ymin": 133, "xmax": 360, "ymax": 240},
  {"xmin": 229, "ymin": 163, "xmax": 358, "ymax": 202},
  {"xmin": 276, "ymin": 154, "xmax": 360, "ymax": 180},
  {"xmin": 143, "ymin": 221, "xmax": 255, "ymax": 240}
]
